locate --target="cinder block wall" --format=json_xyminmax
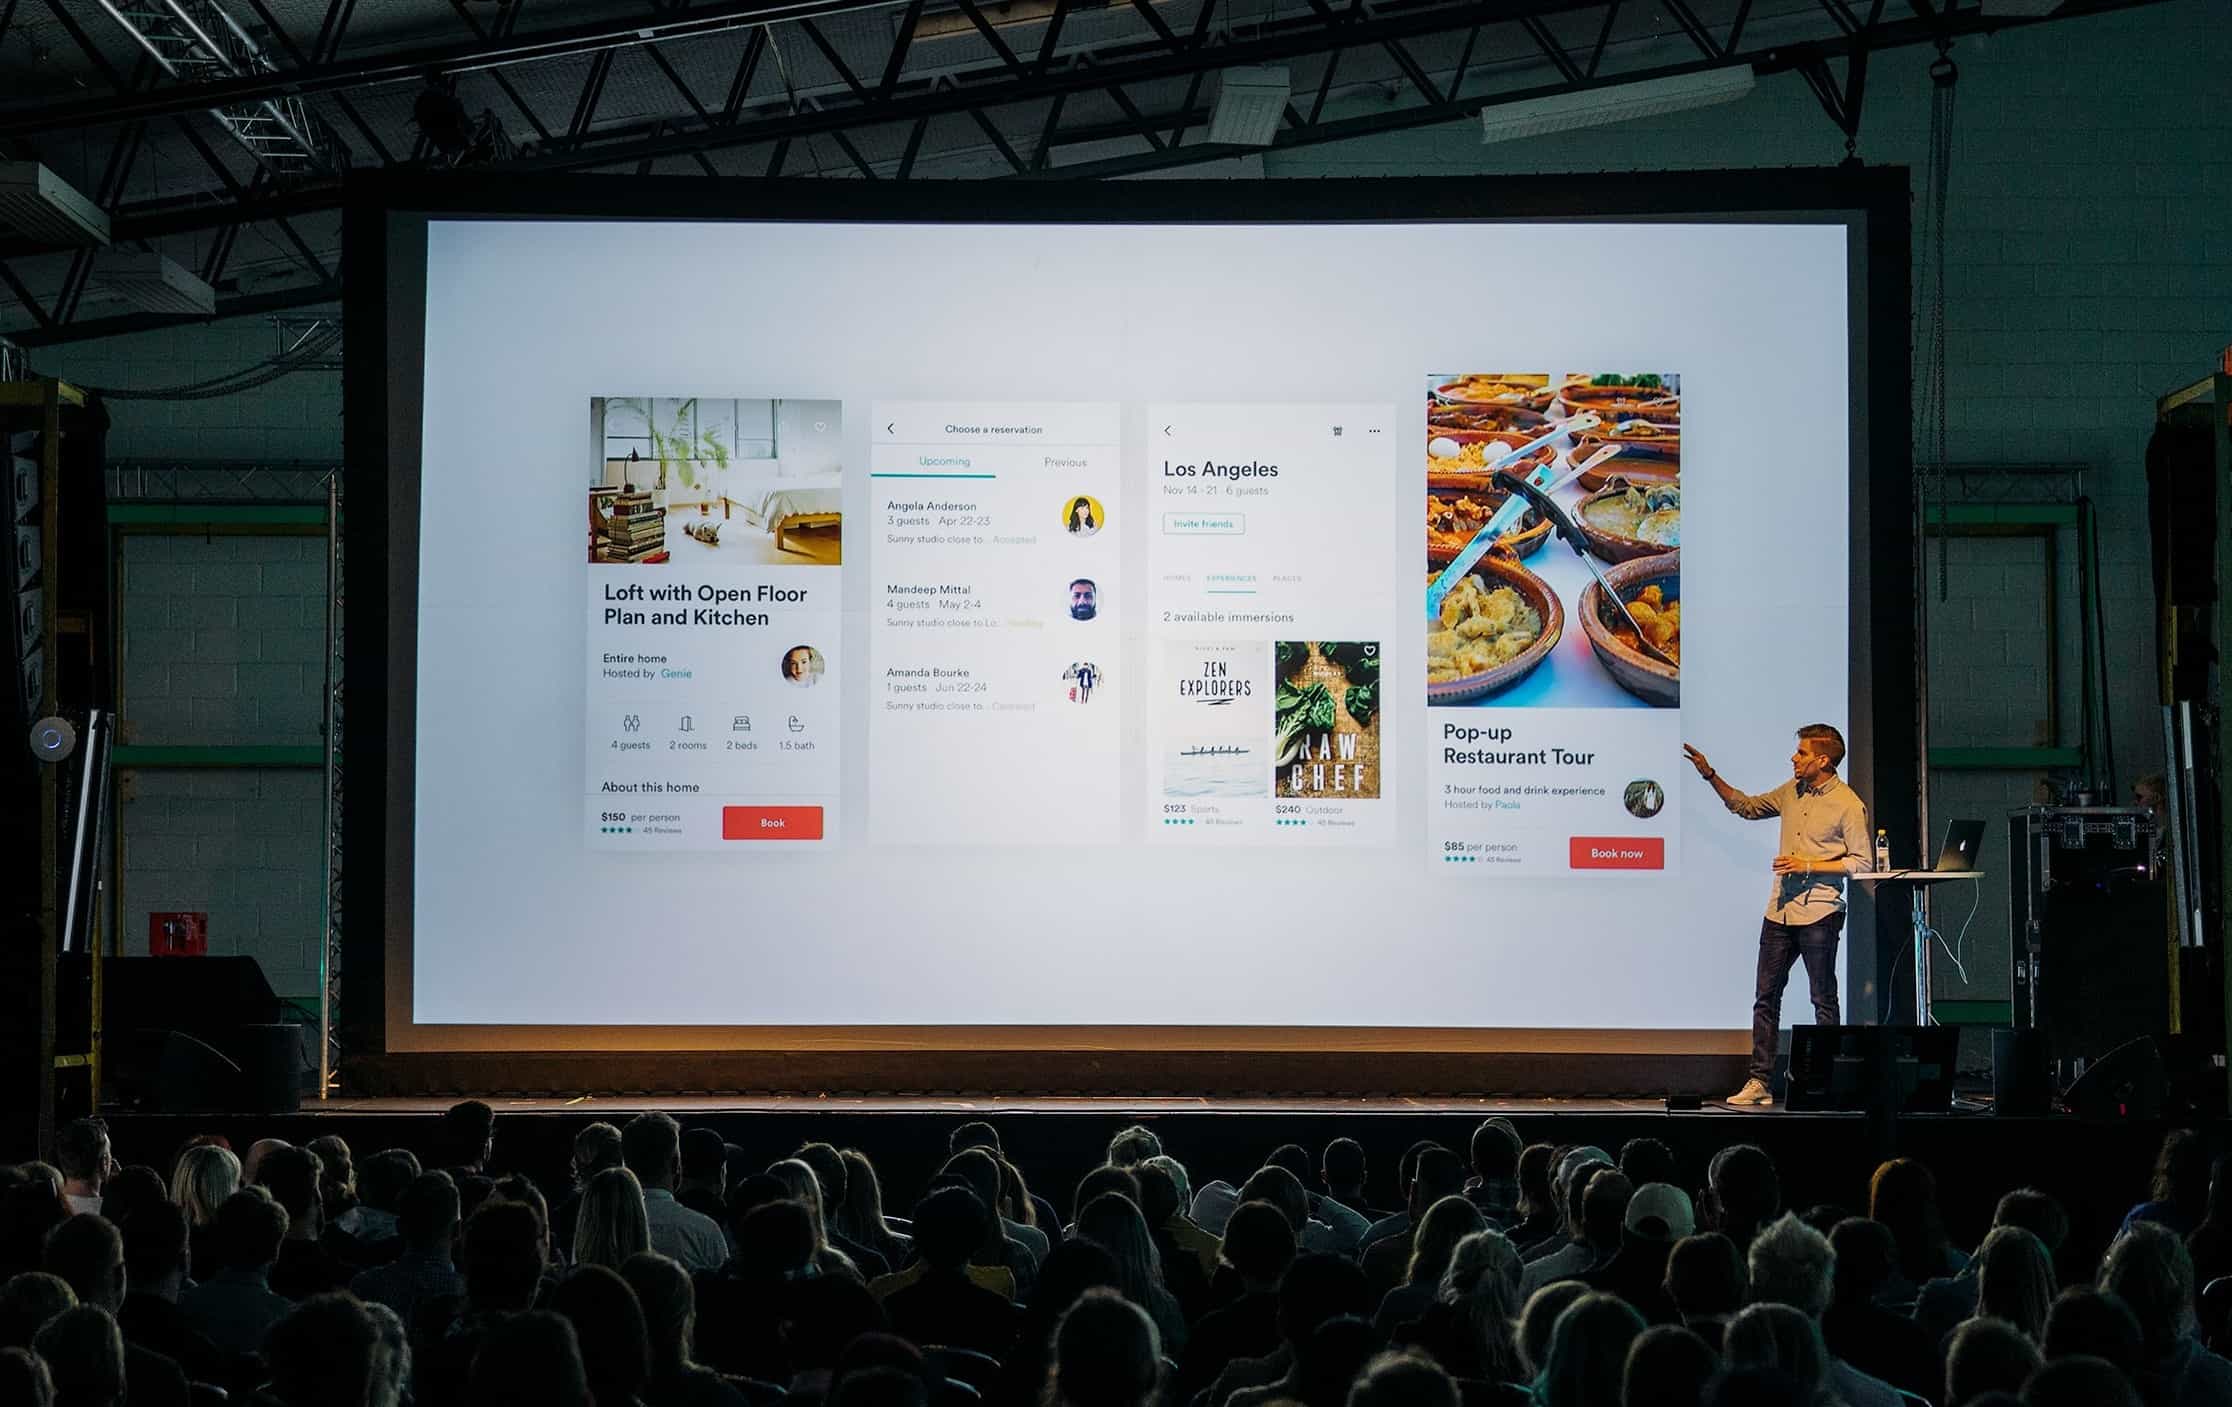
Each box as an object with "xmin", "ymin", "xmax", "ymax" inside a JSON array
[{"xmin": 27, "ymin": 0, "xmax": 2230, "ymax": 1038}]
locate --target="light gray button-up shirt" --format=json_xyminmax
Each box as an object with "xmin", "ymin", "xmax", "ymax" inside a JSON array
[{"xmin": 1724, "ymin": 774, "xmax": 1870, "ymax": 923}]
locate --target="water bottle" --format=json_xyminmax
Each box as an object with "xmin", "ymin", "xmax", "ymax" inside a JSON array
[{"xmin": 1874, "ymin": 829, "xmax": 1892, "ymax": 873}]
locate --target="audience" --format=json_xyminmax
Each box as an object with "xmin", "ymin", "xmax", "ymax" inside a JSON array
[
  {"xmin": 1388, "ymin": 1227, "xmax": 1523, "ymax": 1382},
  {"xmin": 1745, "ymin": 1212, "xmax": 1900, "ymax": 1407},
  {"xmin": 2040, "ymin": 1284, "xmax": 2143, "ymax": 1374},
  {"xmin": 2, "ymin": 1109, "xmax": 2218, "ymax": 1407},
  {"xmin": 1914, "ymin": 1188, "xmax": 2068, "ymax": 1344},
  {"xmin": 576, "ymin": 1165, "xmax": 652, "ymax": 1272},
  {"xmin": 1347, "ymin": 1348, "xmax": 1458, "ymax": 1407},
  {"xmin": 35, "ymin": 1306, "xmax": 125, "ymax": 1407},
  {"xmin": 1819, "ymin": 1218, "xmax": 1936, "ymax": 1399},
  {"xmin": 1372, "ymin": 1194, "xmax": 1484, "ymax": 1335},
  {"xmin": 2125, "ymin": 1130, "xmax": 2212, "ymax": 1237},
  {"xmin": 177, "ymin": 1186, "xmax": 292, "ymax": 1358},
  {"xmin": 553, "ymin": 1123, "xmax": 624, "ymax": 1261},
  {"xmin": 167, "ymin": 1145, "xmax": 239, "ymax": 1283},
  {"xmin": 1176, "ymin": 1200, "xmax": 1290, "ymax": 1401},
  {"xmin": 1701, "ymin": 1148, "xmax": 1780, "ymax": 1254},
  {"xmin": 1973, "ymin": 1225, "xmax": 2056, "ymax": 1342},
  {"xmin": 1045, "ymin": 1288, "xmax": 1160, "ymax": 1407},
  {"xmin": 1869, "ymin": 1158, "xmax": 1966, "ymax": 1312},
  {"xmin": 1525, "ymin": 1169, "xmax": 1633, "ymax": 1296},
  {"xmin": 1945, "ymin": 1317, "xmax": 2041, "ymax": 1406},
  {"xmin": 1517, "ymin": 1281, "xmax": 1593, "ymax": 1379},
  {"xmin": 1663, "ymin": 1232, "xmax": 1745, "ymax": 1351},
  {"xmin": 626, "ymin": 1115, "xmax": 729, "ymax": 1273},
  {"xmin": 350, "ymin": 1170, "xmax": 464, "ymax": 1325},
  {"xmin": 1723, "ymin": 1302, "xmax": 1828, "ymax": 1398},
  {"xmin": 52, "ymin": 1123, "xmax": 110, "ymax": 1219},
  {"xmin": 1533, "ymin": 1290, "xmax": 1644, "ymax": 1407},
  {"xmin": 2097, "ymin": 1219, "xmax": 2232, "ymax": 1407},
  {"xmin": 1622, "ymin": 1323, "xmax": 1717, "ymax": 1407},
  {"xmin": 1579, "ymin": 1182, "xmax": 1692, "ymax": 1324}
]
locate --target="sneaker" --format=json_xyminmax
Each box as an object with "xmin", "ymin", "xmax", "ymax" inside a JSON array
[{"xmin": 1726, "ymin": 1078, "xmax": 1775, "ymax": 1107}]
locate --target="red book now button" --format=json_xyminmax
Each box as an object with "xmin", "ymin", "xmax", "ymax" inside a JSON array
[
  {"xmin": 721, "ymin": 805, "xmax": 824, "ymax": 840},
  {"xmin": 1569, "ymin": 836, "xmax": 1666, "ymax": 870}
]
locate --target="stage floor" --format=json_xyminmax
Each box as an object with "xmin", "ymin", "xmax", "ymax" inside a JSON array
[{"xmin": 296, "ymin": 1093, "xmax": 1932, "ymax": 1116}]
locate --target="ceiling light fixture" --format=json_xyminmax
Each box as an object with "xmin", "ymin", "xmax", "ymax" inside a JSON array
[
  {"xmin": 0, "ymin": 163, "xmax": 112, "ymax": 248},
  {"xmin": 1481, "ymin": 67, "xmax": 1757, "ymax": 144},
  {"xmin": 1208, "ymin": 66, "xmax": 1292, "ymax": 148}
]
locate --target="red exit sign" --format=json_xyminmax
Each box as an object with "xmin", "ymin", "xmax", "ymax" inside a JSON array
[{"xmin": 148, "ymin": 912, "xmax": 207, "ymax": 956}]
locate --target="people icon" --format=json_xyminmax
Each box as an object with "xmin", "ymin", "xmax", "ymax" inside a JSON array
[
  {"xmin": 1064, "ymin": 495, "xmax": 1103, "ymax": 537},
  {"xmin": 1069, "ymin": 578, "xmax": 1098, "ymax": 621},
  {"xmin": 781, "ymin": 645, "xmax": 825, "ymax": 687},
  {"xmin": 1064, "ymin": 661, "xmax": 1101, "ymax": 703}
]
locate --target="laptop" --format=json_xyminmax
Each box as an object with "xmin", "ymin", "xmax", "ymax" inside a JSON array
[{"xmin": 1932, "ymin": 819, "xmax": 1985, "ymax": 872}]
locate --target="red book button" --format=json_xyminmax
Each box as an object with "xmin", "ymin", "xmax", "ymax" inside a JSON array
[
  {"xmin": 721, "ymin": 805, "xmax": 824, "ymax": 840},
  {"xmin": 1569, "ymin": 836, "xmax": 1666, "ymax": 870}
]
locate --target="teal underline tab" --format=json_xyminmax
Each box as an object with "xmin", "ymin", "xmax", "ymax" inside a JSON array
[
  {"xmin": 1206, "ymin": 589, "xmax": 1257, "ymax": 594},
  {"xmin": 869, "ymin": 472, "xmax": 998, "ymax": 479}
]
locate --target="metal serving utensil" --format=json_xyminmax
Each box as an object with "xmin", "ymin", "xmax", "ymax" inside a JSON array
[
  {"xmin": 1491, "ymin": 466, "xmax": 1677, "ymax": 670},
  {"xmin": 1425, "ymin": 413, "xmax": 1601, "ymax": 621}
]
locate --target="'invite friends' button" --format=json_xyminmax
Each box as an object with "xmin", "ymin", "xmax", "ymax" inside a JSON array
[
  {"xmin": 1161, "ymin": 512, "xmax": 1246, "ymax": 534},
  {"xmin": 1569, "ymin": 836, "xmax": 1665, "ymax": 870}
]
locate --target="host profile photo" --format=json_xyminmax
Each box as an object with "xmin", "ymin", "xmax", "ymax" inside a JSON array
[
  {"xmin": 1069, "ymin": 578, "xmax": 1098, "ymax": 621},
  {"xmin": 781, "ymin": 645, "xmax": 825, "ymax": 687},
  {"xmin": 1064, "ymin": 495, "xmax": 1103, "ymax": 537}
]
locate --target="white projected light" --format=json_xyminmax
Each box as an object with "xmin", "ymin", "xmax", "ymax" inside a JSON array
[
  {"xmin": 0, "ymin": 163, "xmax": 111, "ymax": 247},
  {"xmin": 93, "ymin": 252, "xmax": 216, "ymax": 316},
  {"xmin": 1208, "ymin": 66, "xmax": 1291, "ymax": 147},
  {"xmin": 406, "ymin": 214, "xmax": 1855, "ymax": 1037},
  {"xmin": 1481, "ymin": 68, "xmax": 1757, "ymax": 144}
]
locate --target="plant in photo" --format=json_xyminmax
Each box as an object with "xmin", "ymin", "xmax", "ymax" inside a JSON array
[{"xmin": 611, "ymin": 397, "xmax": 732, "ymax": 489}]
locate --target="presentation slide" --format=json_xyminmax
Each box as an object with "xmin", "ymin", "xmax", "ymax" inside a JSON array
[{"xmin": 408, "ymin": 216, "xmax": 1854, "ymax": 1037}]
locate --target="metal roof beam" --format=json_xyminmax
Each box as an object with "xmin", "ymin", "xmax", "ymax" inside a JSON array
[{"xmin": 0, "ymin": 0, "xmax": 893, "ymax": 141}]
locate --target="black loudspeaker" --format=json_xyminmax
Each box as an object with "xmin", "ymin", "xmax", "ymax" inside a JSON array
[
  {"xmin": 2064, "ymin": 1036, "xmax": 2168, "ymax": 1121},
  {"xmin": 152, "ymin": 1031, "xmax": 242, "ymax": 1114},
  {"xmin": 70, "ymin": 956, "xmax": 296, "ymax": 1111},
  {"xmin": 235, "ymin": 1025, "xmax": 304, "ymax": 1114},
  {"xmin": 1992, "ymin": 1027, "xmax": 2053, "ymax": 1116},
  {"xmin": 1787, "ymin": 1025, "xmax": 1960, "ymax": 1113}
]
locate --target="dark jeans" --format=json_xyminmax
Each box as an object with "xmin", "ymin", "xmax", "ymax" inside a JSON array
[{"xmin": 1752, "ymin": 912, "xmax": 1844, "ymax": 1083}]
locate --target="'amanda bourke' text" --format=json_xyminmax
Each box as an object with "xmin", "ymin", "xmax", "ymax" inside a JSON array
[{"xmin": 602, "ymin": 581, "xmax": 809, "ymax": 627}]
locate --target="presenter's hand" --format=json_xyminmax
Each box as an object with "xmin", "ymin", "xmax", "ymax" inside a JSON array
[
  {"xmin": 1681, "ymin": 744, "xmax": 1714, "ymax": 779},
  {"xmin": 1771, "ymin": 854, "xmax": 1806, "ymax": 875}
]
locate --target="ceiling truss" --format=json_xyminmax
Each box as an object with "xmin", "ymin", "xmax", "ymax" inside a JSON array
[{"xmin": 0, "ymin": 0, "xmax": 2165, "ymax": 345}]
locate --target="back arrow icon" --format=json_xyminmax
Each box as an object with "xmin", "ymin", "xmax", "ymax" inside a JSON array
[
  {"xmin": 887, "ymin": 422, "xmax": 896, "ymax": 434},
  {"xmin": 1163, "ymin": 425, "xmax": 1173, "ymax": 436}
]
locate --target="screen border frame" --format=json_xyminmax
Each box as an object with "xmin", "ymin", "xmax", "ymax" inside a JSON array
[{"xmin": 341, "ymin": 167, "xmax": 1913, "ymax": 1095}]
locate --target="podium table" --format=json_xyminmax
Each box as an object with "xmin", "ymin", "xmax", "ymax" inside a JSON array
[{"xmin": 1853, "ymin": 870, "xmax": 1985, "ymax": 1027}]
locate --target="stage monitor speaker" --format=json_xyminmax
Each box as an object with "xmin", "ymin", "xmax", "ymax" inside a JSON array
[
  {"xmin": 2064, "ymin": 1035, "xmax": 2168, "ymax": 1121},
  {"xmin": 72, "ymin": 956, "xmax": 296, "ymax": 1111},
  {"xmin": 235, "ymin": 1024, "xmax": 304, "ymax": 1114},
  {"xmin": 151, "ymin": 1031, "xmax": 241, "ymax": 1114},
  {"xmin": 1992, "ymin": 1027, "xmax": 2052, "ymax": 1116},
  {"xmin": 1787, "ymin": 1025, "xmax": 1960, "ymax": 1113}
]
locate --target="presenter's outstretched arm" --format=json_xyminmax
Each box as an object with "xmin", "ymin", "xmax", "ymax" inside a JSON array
[
  {"xmin": 1682, "ymin": 744, "xmax": 1743, "ymax": 807},
  {"xmin": 1683, "ymin": 743, "xmax": 1779, "ymax": 821}
]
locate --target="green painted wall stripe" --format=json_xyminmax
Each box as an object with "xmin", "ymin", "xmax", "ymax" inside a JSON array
[
  {"xmin": 109, "ymin": 503, "xmax": 328, "ymax": 527},
  {"xmin": 1929, "ymin": 747, "xmax": 2084, "ymax": 770},
  {"xmin": 113, "ymin": 745, "xmax": 323, "ymax": 768},
  {"xmin": 1924, "ymin": 503, "xmax": 2082, "ymax": 528},
  {"xmin": 1932, "ymin": 1000, "xmax": 2014, "ymax": 1025}
]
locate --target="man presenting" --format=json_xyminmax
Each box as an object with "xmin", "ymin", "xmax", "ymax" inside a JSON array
[{"xmin": 1683, "ymin": 724, "xmax": 1868, "ymax": 1108}]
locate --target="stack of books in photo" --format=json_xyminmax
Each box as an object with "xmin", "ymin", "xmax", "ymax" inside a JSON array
[{"xmin": 601, "ymin": 492, "xmax": 667, "ymax": 562}]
